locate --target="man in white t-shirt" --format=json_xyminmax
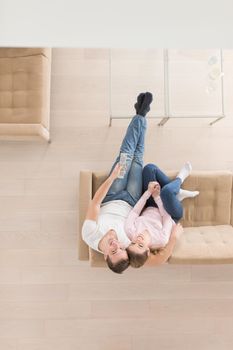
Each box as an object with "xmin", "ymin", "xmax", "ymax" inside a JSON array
[{"xmin": 82, "ymin": 92, "xmax": 153, "ymax": 273}]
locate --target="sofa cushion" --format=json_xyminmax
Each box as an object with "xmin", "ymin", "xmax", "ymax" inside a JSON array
[
  {"xmin": 0, "ymin": 48, "xmax": 50, "ymax": 124},
  {"xmin": 92, "ymin": 172, "xmax": 108, "ymax": 194},
  {"xmin": 90, "ymin": 225, "xmax": 233, "ymax": 266},
  {"xmin": 169, "ymin": 225, "xmax": 233, "ymax": 264},
  {"xmin": 178, "ymin": 171, "xmax": 232, "ymax": 227}
]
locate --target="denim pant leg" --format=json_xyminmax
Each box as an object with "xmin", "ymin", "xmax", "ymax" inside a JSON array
[
  {"xmin": 103, "ymin": 115, "xmax": 147, "ymax": 204},
  {"xmin": 142, "ymin": 164, "xmax": 171, "ymax": 207},
  {"xmin": 142, "ymin": 163, "xmax": 183, "ymax": 222},
  {"xmin": 124, "ymin": 120, "xmax": 146, "ymax": 206},
  {"xmin": 125, "ymin": 159, "xmax": 143, "ymax": 207},
  {"xmin": 102, "ymin": 159, "xmax": 143, "ymax": 207},
  {"xmin": 160, "ymin": 179, "xmax": 183, "ymax": 222},
  {"xmin": 119, "ymin": 114, "xmax": 147, "ymax": 156}
]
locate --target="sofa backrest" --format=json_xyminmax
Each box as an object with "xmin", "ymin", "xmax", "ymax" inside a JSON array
[
  {"xmin": 176, "ymin": 171, "xmax": 232, "ymax": 227},
  {"xmin": 92, "ymin": 170, "xmax": 233, "ymax": 228}
]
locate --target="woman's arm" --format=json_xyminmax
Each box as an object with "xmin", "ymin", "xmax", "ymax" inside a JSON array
[
  {"xmin": 85, "ymin": 163, "xmax": 121, "ymax": 221},
  {"xmin": 145, "ymin": 223, "xmax": 183, "ymax": 266},
  {"xmin": 131, "ymin": 181, "xmax": 160, "ymax": 216},
  {"xmin": 131, "ymin": 190, "xmax": 151, "ymax": 215},
  {"xmin": 153, "ymin": 195, "xmax": 174, "ymax": 243},
  {"xmin": 150, "ymin": 182, "xmax": 174, "ymax": 244},
  {"xmin": 124, "ymin": 190, "xmax": 151, "ymax": 240}
]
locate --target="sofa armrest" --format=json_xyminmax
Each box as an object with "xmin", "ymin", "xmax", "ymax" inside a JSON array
[
  {"xmin": 231, "ymin": 198, "xmax": 233, "ymax": 227},
  {"xmin": 78, "ymin": 171, "xmax": 93, "ymax": 260}
]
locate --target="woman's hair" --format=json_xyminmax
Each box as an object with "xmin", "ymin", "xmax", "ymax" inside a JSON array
[
  {"xmin": 126, "ymin": 247, "xmax": 149, "ymax": 268},
  {"xmin": 106, "ymin": 256, "xmax": 130, "ymax": 274}
]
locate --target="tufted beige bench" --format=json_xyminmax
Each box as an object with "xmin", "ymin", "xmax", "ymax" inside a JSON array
[
  {"xmin": 0, "ymin": 48, "xmax": 51, "ymax": 141},
  {"xmin": 78, "ymin": 170, "xmax": 233, "ymax": 266}
]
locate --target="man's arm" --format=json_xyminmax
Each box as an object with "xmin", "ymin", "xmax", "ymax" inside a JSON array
[
  {"xmin": 145, "ymin": 223, "xmax": 183, "ymax": 266},
  {"xmin": 85, "ymin": 163, "xmax": 121, "ymax": 222}
]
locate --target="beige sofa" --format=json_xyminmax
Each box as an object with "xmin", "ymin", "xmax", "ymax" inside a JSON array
[
  {"xmin": 78, "ymin": 170, "xmax": 233, "ymax": 266},
  {"xmin": 0, "ymin": 48, "xmax": 51, "ymax": 141}
]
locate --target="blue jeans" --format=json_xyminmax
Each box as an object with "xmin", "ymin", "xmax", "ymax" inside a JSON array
[
  {"xmin": 142, "ymin": 164, "xmax": 183, "ymax": 222},
  {"xmin": 102, "ymin": 115, "xmax": 147, "ymax": 207}
]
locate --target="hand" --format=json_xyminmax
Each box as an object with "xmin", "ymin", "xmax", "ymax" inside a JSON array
[
  {"xmin": 152, "ymin": 183, "xmax": 161, "ymax": 198},
  {"xmin": 173, "ymin": 223, "xmax": 184, "ymax": 240},
  {"xmin": 148, "ymin": 181, "xmax": 160, "ymax": 195},
  {"xmin": 110, "ymin": 163, "xmax": 122, "ymax": 180}
]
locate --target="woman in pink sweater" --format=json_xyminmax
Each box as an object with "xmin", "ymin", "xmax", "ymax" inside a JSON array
[{"xmin": 125, "ymin": 162, "xmax": 199, "ymax": 267}]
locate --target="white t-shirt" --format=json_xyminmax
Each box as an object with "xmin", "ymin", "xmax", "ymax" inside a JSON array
[{"xmin": 82, "ymin": 200, "xmax": 132, "ymax": 253}]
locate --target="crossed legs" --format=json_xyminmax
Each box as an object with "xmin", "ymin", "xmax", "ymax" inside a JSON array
[{"xmin": 142, "ymin": 164, "xmax": 183, "ymax": 222}]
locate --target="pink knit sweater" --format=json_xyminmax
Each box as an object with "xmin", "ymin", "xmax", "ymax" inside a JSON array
[{"xmin": 124, "ymin": 190, "xmax": 175, "ymax": 249}]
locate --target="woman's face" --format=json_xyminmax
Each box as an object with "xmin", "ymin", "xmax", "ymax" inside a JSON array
[{"xmin": 129, "ymin": 231, "xmax": 150, "ymax": 255}]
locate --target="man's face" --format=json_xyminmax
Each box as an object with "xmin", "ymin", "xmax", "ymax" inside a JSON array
[{"xmin": 103, "ymin": 230, "xmax": 128, "ymax": 264}]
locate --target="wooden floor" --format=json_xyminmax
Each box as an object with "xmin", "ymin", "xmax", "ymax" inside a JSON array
[{"xmin": 0, "ymin": 48, "xmax": 233, "ymax": 349}]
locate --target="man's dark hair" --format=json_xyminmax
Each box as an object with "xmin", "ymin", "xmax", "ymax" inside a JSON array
[
  {"xmin": 106, "ymin": 256, "xmax": 130, "ymax": 274},
  {"xmin": 126, "ymin": 247, "xmax": 149, "ymax": 268}
]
